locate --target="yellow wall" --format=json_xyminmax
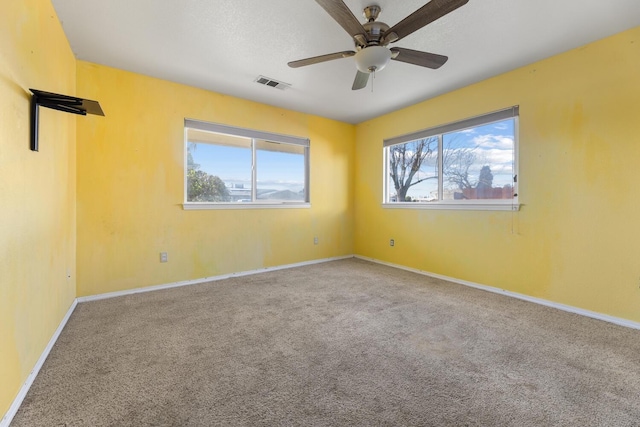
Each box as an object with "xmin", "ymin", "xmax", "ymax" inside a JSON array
[
  {"xmin": 354, "ymin": 26, "xmax": 640, "ymax": 322},
  {"xmin": 0, "ymin": 0, "xmax": 77, "ymax": 417},
  {"xmin": 75, "ymin": 62, "xmax": 355, "ymax": 297}
]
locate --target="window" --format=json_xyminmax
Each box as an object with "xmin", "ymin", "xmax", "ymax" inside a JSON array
[
  {"xmin": 184, "ymin": 119, "xmax": 310, "ymax": 209},
  {"xmin": 383, "ymin": 107, "xmax": 519, "ymax": 210}
]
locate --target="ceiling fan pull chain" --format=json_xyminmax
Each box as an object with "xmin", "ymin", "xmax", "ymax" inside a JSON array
[{"xmin": 371, "ymin": 70, "xmax": 375, "ymax": 93}]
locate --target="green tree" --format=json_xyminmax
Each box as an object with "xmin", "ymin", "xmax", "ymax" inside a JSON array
[
  {"xmin": 187, "ymin": 142, "xmax": 199, "ymax": 171},
  {"xmin": 187, "ymin": 169, "xmax": 230, "ymax": 202},
  {"xmin": 186, "ymin": 142, "xmax": 230, "ymax": 202}
]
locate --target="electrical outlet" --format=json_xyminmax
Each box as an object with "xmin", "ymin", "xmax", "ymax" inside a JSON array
[
  {"xmin": 390, "ymin": 239, "xmax": 395, "ymax": 247},
  {"xmin": 160, "ymin": 252, "xmax": 168, "ymax": 263},
  {"xmin": 314, "ymin": 237, "xmax": 319, "ymax": 245}
]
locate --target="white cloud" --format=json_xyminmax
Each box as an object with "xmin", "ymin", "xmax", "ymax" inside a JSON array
[
  {"xmin": 483, "ymin": 148, "xmax": 514, "ymax": 164},
  {"xmin": 472, "ymin": 134, "xmax": 514, "ymax": 150}
]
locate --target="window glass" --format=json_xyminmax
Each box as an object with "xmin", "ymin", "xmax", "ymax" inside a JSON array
[
  {"xmin": 184, "ymin": 121, "xmax": 309, "ymax": 205},
  {"xmin": 384, "ymin": 108, "xmax": 518, "ymax": 207},
  {"xmin": 256, "ymin": 140, "xmax": 306, "ymax": 202},
  {"xmin": 388, "ymin": 137, "xmax": 438, "ymax": 202},
  {"xmin": 441, "ymin": 119, "xmax": 515, "ymax": 201}
]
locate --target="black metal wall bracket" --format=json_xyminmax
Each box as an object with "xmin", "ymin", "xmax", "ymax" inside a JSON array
[{"xmin": 30, "ymin": 88, "xmax": 104, "ymax": 151}]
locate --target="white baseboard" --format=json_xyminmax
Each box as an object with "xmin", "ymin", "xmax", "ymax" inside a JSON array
[
  {"xmin": 1, "ymin": 299, "xmax": 78, "ymax": 427},
  {"xmin": 77, "ymin": 255, "xmax": 354, "ymax": 303},
  {"xmin": 355, "ymin": 255, "xmax": 640, "ymax": 331}
]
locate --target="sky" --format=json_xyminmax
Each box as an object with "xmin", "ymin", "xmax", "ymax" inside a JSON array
[{"xmin": 190, "ymin": 143, "xmax": 305, "ymax": 191}]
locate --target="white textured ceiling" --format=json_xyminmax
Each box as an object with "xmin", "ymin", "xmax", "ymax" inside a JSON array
[{"xmin": 51, "ymin": 0, "xmax": 640, "ymax": 124}]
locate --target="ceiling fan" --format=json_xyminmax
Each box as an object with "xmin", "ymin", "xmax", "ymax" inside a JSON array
[{"xmin": 288, "ymin": 0, "xmax": 469, "ymax": 90}]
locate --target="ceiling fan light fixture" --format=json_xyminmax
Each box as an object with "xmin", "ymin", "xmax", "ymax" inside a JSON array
[{"xmin": 355, "ymin": 46, "xmax": 391, "ymax": 73}]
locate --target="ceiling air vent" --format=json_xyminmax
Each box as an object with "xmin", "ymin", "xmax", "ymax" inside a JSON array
[{"xmin": 254, "ymin": 75, "xmax": 291, "ymax": 90}]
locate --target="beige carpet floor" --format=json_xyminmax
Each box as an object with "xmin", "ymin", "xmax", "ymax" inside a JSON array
[{"xmin": 11, "ymin": 258, "xmax": 640, "ymax": 426}]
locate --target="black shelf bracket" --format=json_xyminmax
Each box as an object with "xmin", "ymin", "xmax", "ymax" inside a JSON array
[{"xmin": 30, "ymin": 88, "xmax": 105, "ymax": 151}]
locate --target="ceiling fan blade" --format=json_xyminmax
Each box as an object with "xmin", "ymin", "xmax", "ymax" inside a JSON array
[
  {"xmin": 383, "ymin": 0, "xmax": 469, "ymax": 44},
  {"xmin": 390, "ymin": 47, "xmax": 448, "ymax": 69},
  {"xmin": 315, "ymin": 0, "xmax": 369, "ymax": 42},
  {"xmin": 352, "ymin": 70, "xmax": 369, "ymax": 90},
  {"xmin": 288, "ymin": 51, "xmax": 355, "ymax": 68}
]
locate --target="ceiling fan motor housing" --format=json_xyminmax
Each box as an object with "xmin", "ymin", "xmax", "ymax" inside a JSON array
[{"xmin": 363, "ymin": 21, "xmax": 389, "ymax": 45}]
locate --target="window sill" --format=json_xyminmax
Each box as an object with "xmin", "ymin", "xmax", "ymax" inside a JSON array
[
  {"xmin": 183, "ymin": 202, "xmax": 311, "ymax": 210},
  {"xmin": 382, "ymin": 201, "xmax": 520, "ymax": 211}
]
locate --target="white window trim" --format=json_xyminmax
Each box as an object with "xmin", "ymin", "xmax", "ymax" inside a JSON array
[
  {"xmin": 382, "ymin": 106, "xmax": 520, "ymax": 211},
  {"xmin": 183, "ymin": 119, "xmax": 310, "ymax": 210},
  {"xmin": 382, "ymin": 201, "xmax": 519, "ymax": 211},
  {"xmin": 183, "ymin": 202, "xmax": 311, "ymax": 210}
]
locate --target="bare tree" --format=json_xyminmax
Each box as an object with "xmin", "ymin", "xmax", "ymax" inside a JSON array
[
  {"xmin": 442, "ymin": 146, "xmax": 477, "ymax": 191},
  {"xmin": 388, "ymin": 137, "xmax": 437, "ymax": 201},
  {"xmin": 388, "ymin": 135, "xmax": 485, "ymax": 201}
]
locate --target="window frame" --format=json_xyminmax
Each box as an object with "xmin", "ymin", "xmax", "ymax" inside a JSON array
[
  {"xmin": 183, "ymin": 119, "xmax": 310, "ymax": 210},
  {"xmin": 382, "ymin": 106, "xmax": 520, "ymax": 211}
]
